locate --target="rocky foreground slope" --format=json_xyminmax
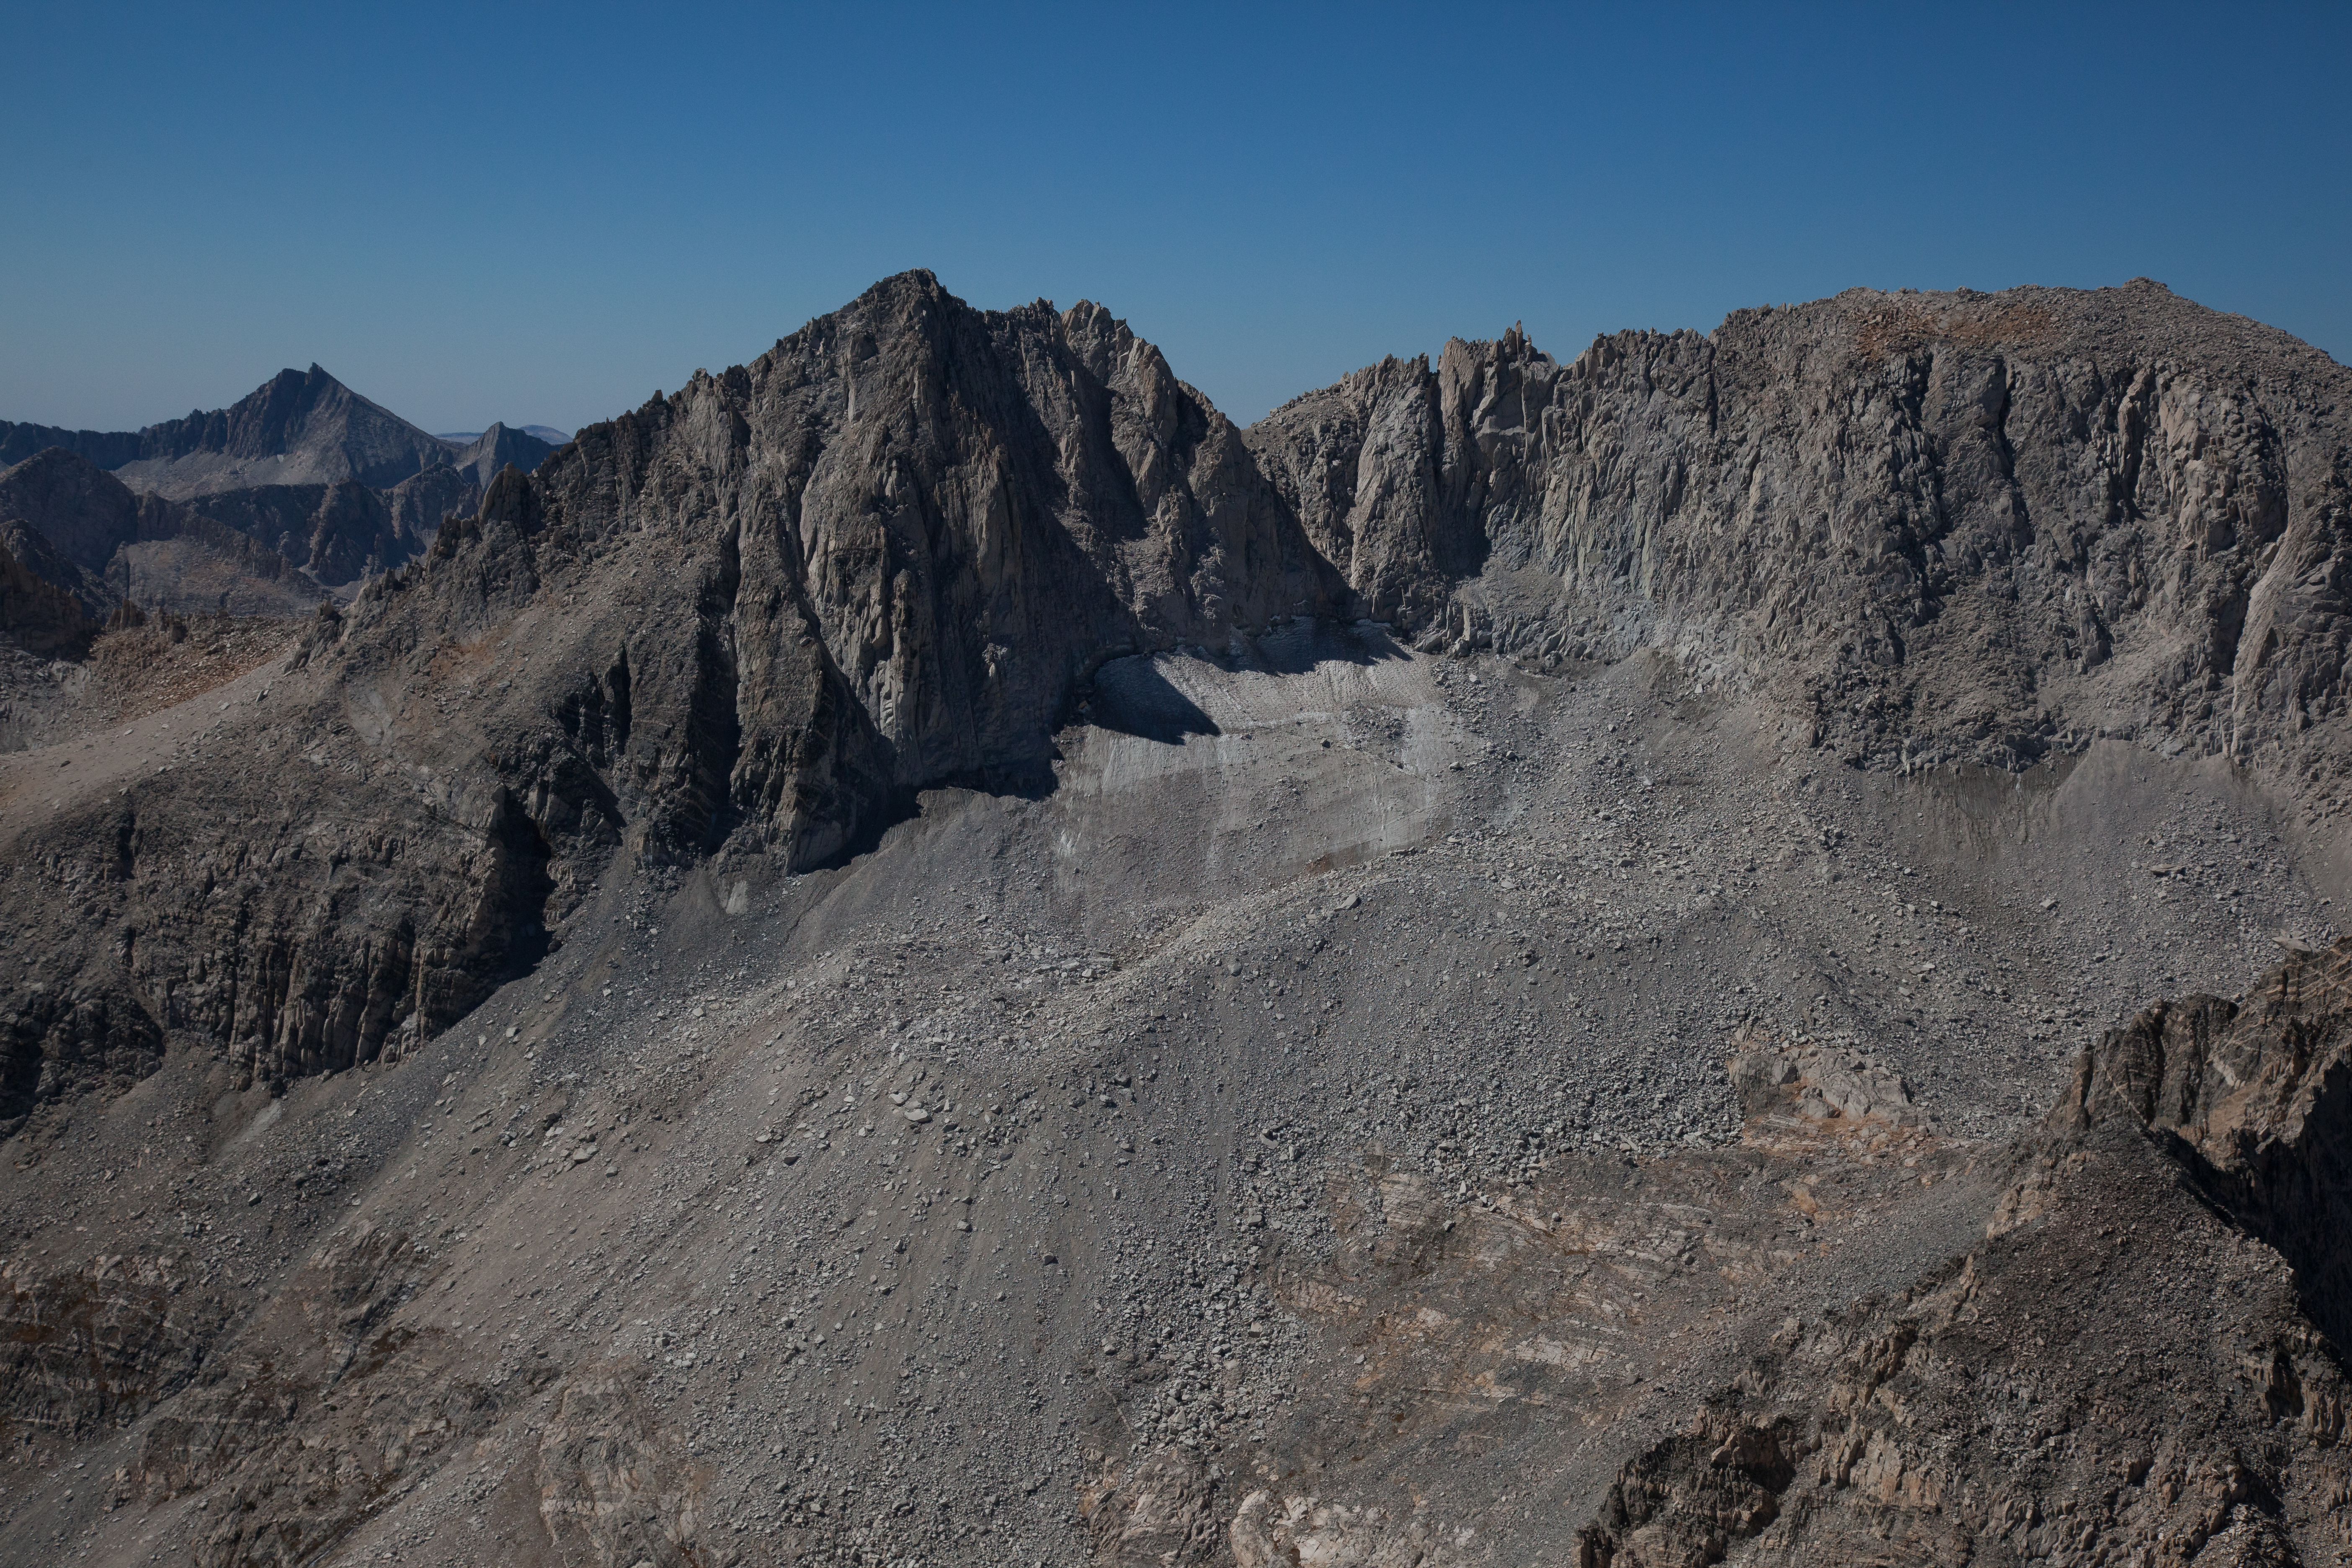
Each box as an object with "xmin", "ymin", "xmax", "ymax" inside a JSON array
[{"xmin": 0, "ymin": 273, "xmax": 2348, "ymax": 1564}]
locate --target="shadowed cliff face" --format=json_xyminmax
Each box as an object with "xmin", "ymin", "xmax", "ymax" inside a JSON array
[
  {"xmin": 353, "ymin": 271, "xmax": 1347, "ymax": 870},
  {"xmin": 2055, "ymin": 940, "xmax": 2352, "ymax": 1351},
  {"xmin": 0, "ymin": 273, "xmax": 1351, "ymax": 1114},
  {"xmin": 0, "ymin": 446, "xmax": 152, "ymax": 580},
  {"xmin": 0, "ymin": 534, "xmax": 98, "ymax": 658}
]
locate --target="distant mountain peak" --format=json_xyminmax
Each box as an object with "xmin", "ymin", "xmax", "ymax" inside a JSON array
[
  {"xmin": 436, "ymin": 423, "xmax": 572, "ymax": 447},
  {"xmin": 446, "ymin": 423, "xmax": 558, "ymax": 487},
  {"xmin": 0, "ymin": 366, "xmax": 461, "ymax": 501}
]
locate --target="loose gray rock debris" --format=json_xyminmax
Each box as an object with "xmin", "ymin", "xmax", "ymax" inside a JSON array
[{"xmin": 0, "ymin": 271, "xmax": 2349, "ymax": 1566}]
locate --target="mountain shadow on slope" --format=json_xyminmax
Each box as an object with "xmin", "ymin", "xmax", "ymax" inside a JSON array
[{"xmin": 1081, "ymin": 656, "xmax": 1220, "ymax": 744}]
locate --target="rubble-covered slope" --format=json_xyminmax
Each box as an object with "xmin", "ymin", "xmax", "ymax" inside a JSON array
[
  {"xmin": 0, "ymin": 718, "xmax": 2344, "ymax": 1564},
  {"xmin": 0, "ymin": 273, "xmax": 2349, "ymax": 1567}
]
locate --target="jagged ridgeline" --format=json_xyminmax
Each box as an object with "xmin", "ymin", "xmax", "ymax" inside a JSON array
[
  {"xmin": 4, "ymin": 271, "xmax": 2350, "ymax": 1115},
  {"xmin": 0, "ymin": 368, "xmax": 562, "ymax": 605}
]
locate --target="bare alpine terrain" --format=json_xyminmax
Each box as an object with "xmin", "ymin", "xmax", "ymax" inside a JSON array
[
  {"xmin": 0, "ymin": 368, "xmax": 562, "ymax": 615},
  {"xmin": 2, "ymin": 271, "xmax": 2350, "ymax": 1566}
]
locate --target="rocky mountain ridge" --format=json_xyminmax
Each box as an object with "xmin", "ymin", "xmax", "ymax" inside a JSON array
[
  {"xmin": 1, "ymin": 365, "xmax": 452, "ymax": 498},
  {"xmin": 388, "ymin": 270, "xmax": 2352, "ymax": 890},
  {"xmin": 1250, "ymin": 280, "xmax": 2352, "ymax": 793},
  {"xmin": 0, "ymin": 271, "xmax": 2349, "ymax": 1566},
  {"xmin": 0, "ymin": 369, "xmax": 565, "ymax": 612},
  {"xmin": 446, "ymin": 423, "xmax": 562, "ymax": 487},
  {"xmin": 438, "ymin": 425, "xmax": 572, "ymax": 447},
  {"xmin": 6, "ymin": 269, "xmax": 2350, "ymax": 1128},
  {"xmin": 0, "ymin": 448, "xmax": 326, "ymax": 628}
]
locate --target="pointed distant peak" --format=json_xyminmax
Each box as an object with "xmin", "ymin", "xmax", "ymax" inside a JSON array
[
  {"xmin": 248, "ymin": 365, "xmax": 353, "ymax": 409},
  {"xmin": 445, "ymin": 421, "xmax": 560, "ymax": 481},
  {"xmin": 103, "ymin": 363, "xmax": 448, "ymax": 496}
]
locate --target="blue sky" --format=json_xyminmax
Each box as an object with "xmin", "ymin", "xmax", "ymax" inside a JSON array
[{"xmin": 5, "ymin": 3, "xmax": 2347, "ymax": 435}]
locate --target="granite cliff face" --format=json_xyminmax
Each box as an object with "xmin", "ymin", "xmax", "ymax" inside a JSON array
[
  {"xmin": 2053, "ymin": 938, "xmax": 2352, "ymax": 1351},
  {"xmin": 359, "ymin": 272, "xmax": 1343, "ymax": 868},
  {"xmin": 1252, "ymin": 282, "xmax": 2352, "ymax": 796}
]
